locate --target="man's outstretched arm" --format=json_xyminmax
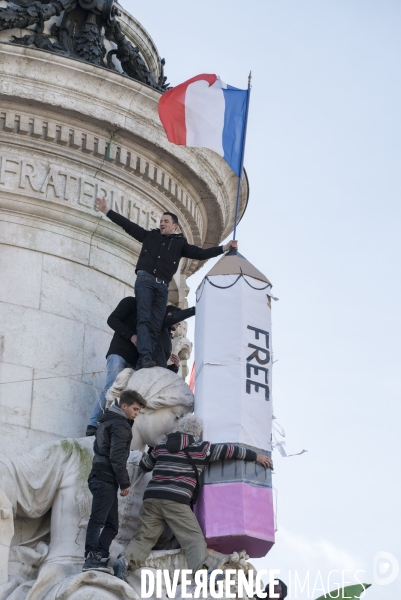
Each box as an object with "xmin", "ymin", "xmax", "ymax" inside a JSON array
[
  {"xmin": 209, "ymin": 443, "xmax": 273, "ymax": 469},
  {"xmin": 181, "ymin": 239, "xmax": 238, "ymax": 261},
  {"xmin": 95, "ymin": 197, "xmax": 148, "ymax": 243},
  {"xmin": 163, "ymin": 306, "xmax": 195, "ymax": 329},
  {"xmin": 139, "ymin": 447, "xmax": 157, "ymax": 472}
]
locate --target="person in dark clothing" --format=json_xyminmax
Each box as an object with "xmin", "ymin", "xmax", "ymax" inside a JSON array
[
  {"xmin": 254, "ymin": 579, "xmax": 288, "ymax": 599},
  {"xmin": 83, "ymin": 389, "xmax": 145, "ymax": 573},
  {"xmin": 95, "ymin": 197, "xmax": 237, "ymax": 369},
  {"xmin": 112, "ymin": 414, "xmax": 273, "ymax": 577},
  {"xmin": 86, "ymin": 298, "xmax": 195, "ymax": 435},
  {"xmin": 105, "ymin": 298, "xmax": 194, "ymax": 373},
  {"xmin": 153, "ymin": 304, "xmax": 194, "ymax": 372}
]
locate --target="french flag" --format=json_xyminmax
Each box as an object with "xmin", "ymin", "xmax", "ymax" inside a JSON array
[{"xmin": 158, "ymin": 74, "xmax": 249, "ymax": 177}]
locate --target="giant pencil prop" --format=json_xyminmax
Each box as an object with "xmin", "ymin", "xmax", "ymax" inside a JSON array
[{"xmin": 194, "ymin": 250, "xmax": 275, "ymax": 558}]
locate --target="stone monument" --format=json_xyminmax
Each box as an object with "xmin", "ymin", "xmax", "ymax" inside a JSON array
[
  {"xmin": 0, "ymin": 1, "xmax": 253, "ymax": 597},
  {"xmin": 0, "ymin": 0, "xmax": 248, "ymax": 454}
]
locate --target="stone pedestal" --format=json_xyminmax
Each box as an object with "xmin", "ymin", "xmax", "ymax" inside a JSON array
[
  {"xmin": 0, "ymin": 17, "xmax": 248, "ymax": 453},
  {"xmin": 0, "ymin": 6, "xmax": 254, "ymax": 598}
]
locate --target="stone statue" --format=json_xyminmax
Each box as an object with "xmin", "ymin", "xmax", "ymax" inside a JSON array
[
  {"xmin": 0, "ymin": 0, "xmax": 63, "ymax": 31},
  {"xmin": 105, "ymin": 367, "xmax": 194, "ymax": 450},
  {"xmin": 106, "ymin": 21, "xmax": 168, "ymax": 90},
  {"xmin": 0, "ymin": 0, "xmax": 170, "ymax": 90},
  {"xmin": 0, "ymin": 368, "xmax": 255, "ymax": 599},
  {"xmin": 10, "ymin": 7, "xmax": 62, "ymax": 52}
]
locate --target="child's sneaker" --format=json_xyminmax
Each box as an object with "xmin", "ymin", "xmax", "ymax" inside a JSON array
[{"xmin": 82, "ymin": 551, "xmax": 113, "ymax": 573}]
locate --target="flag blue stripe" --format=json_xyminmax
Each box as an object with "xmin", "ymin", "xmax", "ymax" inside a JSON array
[{"xmin": 222, "ymin": 87, "xmax": 248, "ymax": 176}]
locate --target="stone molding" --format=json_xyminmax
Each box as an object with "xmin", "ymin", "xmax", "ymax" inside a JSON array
[
  {"xmin": 0, "ymin": 100, "xmax": 221, "ymax": 286},
  {"xmin": 0, "ymin": 45, "xmax": 248, "ymax": 247},
  {"xmin": 0, "ymin": 107, "xmax": 204, "ymax": 236}
]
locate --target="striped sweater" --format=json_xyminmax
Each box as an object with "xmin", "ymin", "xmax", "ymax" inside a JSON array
[{"xmin": 140, "ymin": 432, "xmax": 257, "ymax": 505}]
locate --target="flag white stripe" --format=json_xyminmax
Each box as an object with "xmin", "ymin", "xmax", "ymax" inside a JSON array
[{"xmin": 185, "ymin": 79, "xmax": 225, "ymax": 156}]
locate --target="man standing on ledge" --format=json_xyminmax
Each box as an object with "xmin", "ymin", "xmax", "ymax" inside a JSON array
[{"xmin": 95, "ymin": 197, "xmax": 237, "ymax": 369}]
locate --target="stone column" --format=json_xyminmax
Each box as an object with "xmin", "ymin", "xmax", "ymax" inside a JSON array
[{"xmin": 0, "ymin": 41, "xmax": 248, "ymax": 455}]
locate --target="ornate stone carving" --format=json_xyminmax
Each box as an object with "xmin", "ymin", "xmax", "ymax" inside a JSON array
[
  {"xmin": 0, "ymin": 0, "xmax": 62, "ymax": 31},
  {"xmin": 0, "ymin": 0, "xmax": 170, "ymax": 91},
  {"xmin": 74, "ymin": 11, "xmax": 104, "ymax": 64},
  {"xmin": 10, "ymin": 7, "xmax": 63, "ymax": 52},
  {"xmin": 106, "ymin": 20, "xmax": 164, "ymax": 90}
]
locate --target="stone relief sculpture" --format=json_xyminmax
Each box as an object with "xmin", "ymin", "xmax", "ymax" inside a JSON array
[
  {"xmin": 105, "ymin": 367, "xmax": 195, "ymax": 451},
  {"xmin": 171, "ymin": 322, "xmax": 193, "ymax": 380},
  {"xmin": 10, "ymin": 7, "xmax": 62, "ymax": 52},
  {"xmin": 0, "ymin": 368, "xmax": 255, "ymax": 599},
  {"xmin": 0, "ymin": 0, "xmax": 170, "ymax": 90},
  {"xmin": 0, "ymin": 0, "xmax": 66, "ymax": 31}
]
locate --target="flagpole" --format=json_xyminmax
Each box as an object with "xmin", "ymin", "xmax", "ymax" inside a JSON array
[{"xmin": 232, "ymin": 71, "xmax": 252, "ymax": 241}]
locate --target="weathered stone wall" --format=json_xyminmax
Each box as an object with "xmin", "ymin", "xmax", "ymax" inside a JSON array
[{"xmin": 0, "ymin": 43, "xmax": 248, "ymax": 454}]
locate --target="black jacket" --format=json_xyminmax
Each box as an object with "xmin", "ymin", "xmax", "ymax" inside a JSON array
[
  {"xmin": 153, "ymin": 307, "xmax": 195, "ymax": 371},
  {"xmin": 106, "ymin": 297, "xmax": 139, "ymax": 366},
  {"xmin": 106, "ymin": 296, "xmax": 195, "ymax": 368},
  {"xmin": 106, "ymin": 210, "xmax": 224, "ymax": 283},
  {"xmin": 91, "ymin": 404, "xmax": 133, "ymax": 490}
]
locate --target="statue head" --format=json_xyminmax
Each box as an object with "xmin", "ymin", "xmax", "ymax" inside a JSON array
[{"xmin": 106, "ymin": 367, "xmax": 194, "ymax": 449}]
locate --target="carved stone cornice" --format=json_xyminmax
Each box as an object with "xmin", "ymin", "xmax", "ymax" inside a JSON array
[
  {"xmin": 0, "ymin": 0, "xmax": 170, "ymax": 91},
  {"xmin": 0, "ymin": 46, "xmax": 248, "ymax": 277},
  {"xmin": 0, "ymin": 107, "xmax": 205, "ymax": 246},
  {"xmin": 0, "ymin": 48, "xmax": 248, "ymax": 226}
]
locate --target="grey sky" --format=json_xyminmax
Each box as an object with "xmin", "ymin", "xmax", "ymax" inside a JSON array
[{"xmin": 126, "ymin": 2, "xmax": 401, "ymax": 597}]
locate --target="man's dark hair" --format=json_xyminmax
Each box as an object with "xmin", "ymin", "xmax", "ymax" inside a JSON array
[
  {"xmin": 264, "ymin": 580, "xmax": 287, "ymax": 600},
  {"xmin": 162, "ymin": 211, "xmax": 179, "ymax": 226},
  {"xmin": 119, "ymin": 390, "xmax": 145, "ymax": 408}
]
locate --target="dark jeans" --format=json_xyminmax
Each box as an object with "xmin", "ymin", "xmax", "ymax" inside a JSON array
[
  {"xmin": 85, "ymin": 473, "xmax": 119, "ymax": 558},
  {"xmin": 134, "ymin": 270, "xmax": 169, "ymax": 366}
]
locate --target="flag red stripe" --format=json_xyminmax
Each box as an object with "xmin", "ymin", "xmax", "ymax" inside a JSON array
[{"xmin": 158, "ymin": 74, "xmax": 218, "ymax": 145}]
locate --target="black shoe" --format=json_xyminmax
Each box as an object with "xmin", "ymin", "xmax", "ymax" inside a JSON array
[
  {"xmin": 86, "ymin": 425, "xmax": 97, "ymax": 437},
  {"xmin": 82, "ymin": 551, "xmax": 113, "ymax": 573},
  {"xmin": 143, "ymin": 360, "xmax": 156, "ymax": 368},
  {"xmin": 135, "ymin": 360, "xmax": 156, "ymax": 371}
]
